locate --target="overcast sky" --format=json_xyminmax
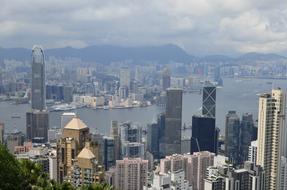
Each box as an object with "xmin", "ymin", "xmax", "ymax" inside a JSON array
[{"xmin": 1, "ymin": 0, "xmax": 287, "ymax": 55}]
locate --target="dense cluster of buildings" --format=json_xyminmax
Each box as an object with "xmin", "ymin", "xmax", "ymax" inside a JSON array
[{"xmin": 1, "ymin": 46, "xmax": 287, "ymax": 190}]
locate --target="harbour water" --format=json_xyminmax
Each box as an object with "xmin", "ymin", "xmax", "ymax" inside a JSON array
[{"xmin": 1, "ymin": 78, "xmax": 287, "ymax": 136}]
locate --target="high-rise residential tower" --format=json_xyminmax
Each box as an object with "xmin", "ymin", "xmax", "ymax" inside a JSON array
[
  {"xmin": 115, "ymin": 157, "xmax": 148, "ymax": 190},
  {"xmin": 257, "ymin": 89, "xmax": 287, "ymax": 190},
  {"xmin": 31, "ymin": 45, "xmax": 46, "ymax": 111},
  {"xmin": 225, "ymin": 111, "xmax": 241, "ymax": 165},
  {"xmin": 159, "ymin": 151, "xmax": 214, "ymax": 190},
  {"xmin": 162, "ymin": 88, "xmax": 182, "ymax": 156},
  {"xmin": 202, "ymin": 81, "xmax": 216, "ymax": 118},
  {"xmin": 57, "ymin": 117, "xmax": 90, "ymax": 182}
]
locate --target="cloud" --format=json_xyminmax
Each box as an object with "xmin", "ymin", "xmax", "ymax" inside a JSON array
[{"xmin": 0, "ymin": 0, "xmax": 286, "ymax": 55}]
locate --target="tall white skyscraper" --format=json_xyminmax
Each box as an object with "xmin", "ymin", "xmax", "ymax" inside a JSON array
[{"xmin": 257, "ymin": 88, "xmax": 287, "ymax": 190}]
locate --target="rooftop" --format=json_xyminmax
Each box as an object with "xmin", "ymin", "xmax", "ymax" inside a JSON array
[
  {"xmin": 77, "ymin": 147, "xmax": 95, "ymax": 159},
  {"xmin": 64, "ymin": 117, "xmax": 88, "ymax": 130}
]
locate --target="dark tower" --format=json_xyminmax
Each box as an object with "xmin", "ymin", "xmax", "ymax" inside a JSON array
[
  {"xmin": 162, "ymin": 88, "xmax": 182, "ymax": 156},
  {"xmin": 191, "ymin": 115, "xmax": 218, "ymax": 154}
]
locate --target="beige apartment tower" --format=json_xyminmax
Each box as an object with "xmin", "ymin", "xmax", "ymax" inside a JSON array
[
  {"xmin": 57, "ymin": 117, "xmax": 90, "ymax": 182},
  {"xmin": 115, "ymin": 157, "xmax": 148, "ymax": 190},
  {"xmin": 257, "ymin": 88, "xmax": 286, "ymax": 190}
]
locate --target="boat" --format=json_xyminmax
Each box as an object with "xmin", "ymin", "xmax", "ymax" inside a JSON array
[
  {"xmin": 11, "ymin": 114, "xmax": 21, "ymax": 119},
  {"xmin": 50, "ymin": 104, "xmax": 77, "ymax": 111}
]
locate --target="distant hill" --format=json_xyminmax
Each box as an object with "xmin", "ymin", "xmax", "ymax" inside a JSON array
[
  {"xmin": 0, "ymin": 45, "xmax": 286, "ymax": 64},
  {"xmin": 0, "ymin": 44, "xmax": 194, "ymax": 64},
  {"xmin": 199, "ymin": 55, "xmax": 234, "ymax": 63},
  {"xmin": 0, "ymin": 47, "xmax": 31, "ymax": 61},
  {"xmin": 237, "ymin": 52, "xmax": 286, "ymax": 62}
]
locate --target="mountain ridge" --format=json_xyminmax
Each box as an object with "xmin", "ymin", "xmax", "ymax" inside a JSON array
[{"xmin": 0, "ymin": 44, "xmax": 286, "ymax": 64}]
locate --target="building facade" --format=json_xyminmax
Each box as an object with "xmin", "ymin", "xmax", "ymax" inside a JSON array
[
  {"xmin": 31, "ymin": 45, "xmax": 46, "ymax": 111},
  {"xmin": 57, "ymin": 117, "xmax": 90, "ymax": 182},
  {"xmin": 248, "ymin": 141, "xmax": 257, "ymax": 164},
  {"xmin": 241, "ymin": 113, "xmax": 255, "ymax": 162},
  {"xmin": 202, "ymin": 82, "xmax": 216, "ymax": 118},
  {"xmin": 191, "ymin": 115, "xmax": 218, "ymax": 154},
  {"xmin": 115, "ymin": 157, "xmax": 148, "ymax": 190},
  {"xmin": 225, "ymin": 111, "xmax": 241, "ymax": 165},
  {"xmin": 26, "ymin": 110, "xmax": 49, "ymax": 142},
  {"xmin": 256, "ymin": 89, "xmax": 287, "ymax": 190},
  {"xmin": 162, "ymin": 88, "xmax": 182, "ymax": 156}
]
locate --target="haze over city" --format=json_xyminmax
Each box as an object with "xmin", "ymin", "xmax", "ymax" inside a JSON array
[
  {"xmin": 1, "ymin": 1, "xmax": 287, "ymax": 190},
  {"xmin": 1, "ymin": 0, "xmax": 287, "ymax": 55}
]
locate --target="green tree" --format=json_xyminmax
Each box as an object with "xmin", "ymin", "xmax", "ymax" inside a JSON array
[
  {"xmin": 0, "ymin": 144, "xmax": 25, "ymax": 190},
  {"xmin": 0, "ymin": 144, "xmax": 112, "ymax": 190}
]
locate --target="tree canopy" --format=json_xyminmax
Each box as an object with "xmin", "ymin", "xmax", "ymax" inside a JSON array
[{"xmin": 0, "ymin": 144, "xmax": 112, "ymax": 190}]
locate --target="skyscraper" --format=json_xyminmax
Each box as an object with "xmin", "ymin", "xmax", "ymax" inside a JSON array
[
  {"xmin": 204, "ymin": 162, "xmax": 264, "ymax": 190},
  {"xmin": 147, "ymin": 123, "xmax": 160, "ymax": 159},
  {"xmin": 162, "ymin": 67, "xmax": 171, "ymax": 90},
  {"xmin": 71, "ymin": 143, "xmax": 104, "ymax": 187},
  {"xmin": 186, "ymin": 151, "xmax": 214, "ymax": 190},
  {"xmin": 57, "ymin": 117, "xmax": 90, "ymax": 182},
  {"xmin": 119, "ymin": 67, "xmax": 131, "ymax": 89},
  {"xmin": 257, "ymin": 89, "xmax": 286, "ymax": 190},
  {"xmin": 162, "ymin": 88, "xmax": 182, "ymax": 156},
  {"xmin": 103, "ymin": 136, "xmax": 115, "ymax": 170},
  {"xmin": 159, "ymin": 151, "xmax": 214, "ymax": 190},
  {"xmin": 31, "ymin": 45, "xmax": 46, "ymax": 111},
  {"xmin": 110, "ymin": 120, "xmax": 121, "ymax": 160},
  {"xmin": 122, "ymin": 142, "xmax": 145, "ymax": 158},
  {"xmin": 148, "ymin": 114, "xmax": 169, "ymax": 159},
  {"xmin": 191, "ymin": 115, "xmax": 218, "ymax": 154},
  {"xmin": 120, "ymin": 122, "xmax": 142, "ymax": 143},
  {"xmin": 202, "ymin": 81, "xmax": 216, "ymax": 118},
  {"xmin": 240, "ymin": 113, "xmax": 254, "ymax": 162},
  {"xmin": 225, "ymin": 111, "xmax": 241, "ymax": 165},
  {"xmin": 158, "ymin": 113, "xmax": 166, "ymax": 158},
  {"xmin": 27, "ymin": 46, "xmax": 49, "ymax": 143},
  {"xmin": 26, "ymin": 110, "xmax": 49, "ymax": 142},
  {"xmin": 115, "ymin": 157, "xmax": 148, "ymax": 190}
]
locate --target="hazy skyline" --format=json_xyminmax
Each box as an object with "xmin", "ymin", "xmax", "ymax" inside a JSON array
[{"xmin": 1, "ymin": 0, "xmax": 287, "ymax": 55}]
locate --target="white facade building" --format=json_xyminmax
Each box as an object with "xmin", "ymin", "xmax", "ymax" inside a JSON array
[
  {"xmin": 248, "ymin": 140, "xmax": 257, "ymax": 164},
  {"xmin": 257, "ymin": 89, "xmax": 287, "ymax": 190}
]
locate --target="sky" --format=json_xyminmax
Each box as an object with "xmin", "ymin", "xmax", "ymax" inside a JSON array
[{"xmin": 0, "ymin": 0, "xmax": 287, "ymax": 55}]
